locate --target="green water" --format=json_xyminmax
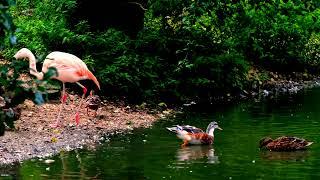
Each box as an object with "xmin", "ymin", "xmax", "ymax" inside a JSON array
[{"xmin": 2, "ymin": 88, "xmax": 320, "ymax": 179}]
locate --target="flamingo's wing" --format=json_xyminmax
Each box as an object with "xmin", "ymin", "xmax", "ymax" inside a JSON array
[
  {"xmin": 42, "ymin": 51, "xmax": 88, "ymax": 72},
  {"xmin": 42, "ymin": 51, "xmax": 100, "ymax": 88}
]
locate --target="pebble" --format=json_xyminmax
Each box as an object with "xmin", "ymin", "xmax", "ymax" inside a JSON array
[{"xmin": 44, "ymin": 159, "xmax": 55, "ymax": 164}]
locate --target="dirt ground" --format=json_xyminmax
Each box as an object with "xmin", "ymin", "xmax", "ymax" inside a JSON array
[{"xmin": 0, "ymin": 97, "xmax": 170, "ymax": 165}]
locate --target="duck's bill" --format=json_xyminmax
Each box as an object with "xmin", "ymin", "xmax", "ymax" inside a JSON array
[{"xmin": 217, "ymin": 126, "xmax": 223, "ymax": 130}]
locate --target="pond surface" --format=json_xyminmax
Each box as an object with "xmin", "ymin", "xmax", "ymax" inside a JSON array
[{"xmin": 2, "ymin": 88, "xmax": 320, "ymax": 179}]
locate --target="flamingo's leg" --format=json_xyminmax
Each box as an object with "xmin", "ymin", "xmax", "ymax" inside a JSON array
[
  {"xmin": 51, "ymin": 83, "xmax": 67, "ymax": 128},
  {"xmin": 74, "ymin": 82, "xmax": 87, "ymax": 125}
]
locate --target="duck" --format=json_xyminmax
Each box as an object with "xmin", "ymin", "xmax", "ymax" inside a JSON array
[
  {"xmin": 259, "ymin": 136, "xmax": 313, "ymax": 151},
  {"xmin": 166, "ymin": 121, "xmax": 222, "ymax": 147}
]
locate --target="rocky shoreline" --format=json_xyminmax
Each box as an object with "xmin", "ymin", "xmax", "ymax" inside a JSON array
[{"xmin": 214, "ymin": 71, "xmax": 320, "ymax": 103}]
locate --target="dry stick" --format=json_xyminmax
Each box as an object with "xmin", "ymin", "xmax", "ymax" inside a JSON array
[{"xmin": 128, "ymin": 2, "xmax": 147, "ymax": 11}]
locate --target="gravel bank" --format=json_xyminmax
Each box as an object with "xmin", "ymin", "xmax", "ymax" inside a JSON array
[{"xmin": 0, "ymin": 99, "xmax": 166, "ymax": 165}]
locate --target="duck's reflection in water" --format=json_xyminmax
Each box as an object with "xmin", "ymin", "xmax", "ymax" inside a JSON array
[
  {"xmin": 176, "ymin": 145, "xmax": 219, "ymax": 164},
  {"xmin": 260, "ymin": 150, "xmax": 310, "ymax": 161}
]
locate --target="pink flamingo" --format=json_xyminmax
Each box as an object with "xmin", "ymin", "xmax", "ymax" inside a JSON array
[{"xmin": 14, "ymin": 48, "xmax": 101, "ymax": 127}]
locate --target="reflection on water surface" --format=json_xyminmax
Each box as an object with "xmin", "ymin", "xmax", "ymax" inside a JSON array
[{"xmin": 176, "ymin": 145, "xmax": 219, "ymax": 164}]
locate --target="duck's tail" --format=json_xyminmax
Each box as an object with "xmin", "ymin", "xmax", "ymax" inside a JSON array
[
  {"xmin": 306, "ymin": 142, "xmax": 313, "ymax": 147},
  {"xmin": 167, "ymin": 125, "xmax": 185, "ymax": 133},
  {"xmin": 166, "ymin": 127, "xmax": 179, "ymax": 133}
]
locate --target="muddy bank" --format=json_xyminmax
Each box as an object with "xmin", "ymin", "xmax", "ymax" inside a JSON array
[{"xmin": 0, "ymin": 99, "xmax": 170, "ymax": 165}]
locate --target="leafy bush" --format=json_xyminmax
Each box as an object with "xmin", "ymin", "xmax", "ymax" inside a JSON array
[
  {"xmin": 3, "ymin": 0, "xmax": 320, "ymax": 106},
  {"xmin": 302, "ymin": 33, "xmax": 320, "ymax": 69},
  {"xmin": 223, "ymin": 0, "xmax": 320, "ymax": 70},
  {"xmin": 172, "ymin": 53, "xmax": 249, "ymax": 101},
  {"xmin": 0, "ymin": 1, "xmax": 61, "ymax": 135},
  {"xmin": 3, "ymin": 0, "xmax": 75, "ymax": 55},
  {"xmin": 0, "ymin": 0, "xmax": 16, "ymax": 48},
  {"xmin": 0, "ymin": 0, "xmax": 18, "ymax": 135}
]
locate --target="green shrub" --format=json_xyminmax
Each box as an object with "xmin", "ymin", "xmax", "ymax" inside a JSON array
[
  {"xmin": 302, "ymin": 33, "xmax": 320, "ymax": 68},
  {"xmin": 98, "ymin": 53, "xmax": 162, "ymax": 102},
  {"xmin": 172, "ymin": 53, "xmax": 249, "ymax": 100},
  {"xmin": 0, "ymin": 0, "xmax": 16, "ymax": 48},
  {"xmin": 3, "ymin": 0, "xmax": 320, "ymax": 106},
  {"xmin": 226, "ymin": 0, "xmax": 320, "ymax": 70}
]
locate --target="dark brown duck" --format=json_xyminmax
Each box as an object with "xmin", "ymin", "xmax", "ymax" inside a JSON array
[{"xmin": 259, "ymin": 136, "xmax": 313, "ymax": 151}]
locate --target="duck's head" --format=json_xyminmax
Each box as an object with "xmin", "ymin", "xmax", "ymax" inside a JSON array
[
  {"xmin": 259, "ymin": 137, "xmax": 273, "ymax": 149},
  {"xmin": 206, "ymin": 121, "xmax": 222, "ymax": 135}
]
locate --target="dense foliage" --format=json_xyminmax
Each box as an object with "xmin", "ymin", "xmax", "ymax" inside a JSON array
[
  {"xmin": 0, "ymin": 0, "xmax": 57, "ymax": 135},
  {"xmin": 0, "ymin": 0, "xmax": 16, "ymax": 47},
  {"xmin": 0, "ymin": 0, "xmax": 19, "ymax": 135},
  {"xmin": 1, "ymin": 0, "xmax": 320, "ymax": 106}
]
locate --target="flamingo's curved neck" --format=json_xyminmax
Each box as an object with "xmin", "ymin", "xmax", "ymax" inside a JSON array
[{"xmin": 27, "ymin": 51, "xmax": 44, "ymax": 80}]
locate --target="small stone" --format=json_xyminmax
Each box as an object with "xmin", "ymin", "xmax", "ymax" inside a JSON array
[
  {"xmin": 50, "ymin": 137, "xmax": 58, "ymax": 143},
  {"xmin": 0, "ymin": 96, "xmax": 5, "ymax": 107},
  {"xmin": 65, "ymin": 145, "xmax": 71, "ymax": 151},
  {"xmin": 24, "ymin": 99, "xmax": 35, "ymax": 109},
  {"xmin": 44, "ymin": 159, "xmax": 55, "ymax": 164}
]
